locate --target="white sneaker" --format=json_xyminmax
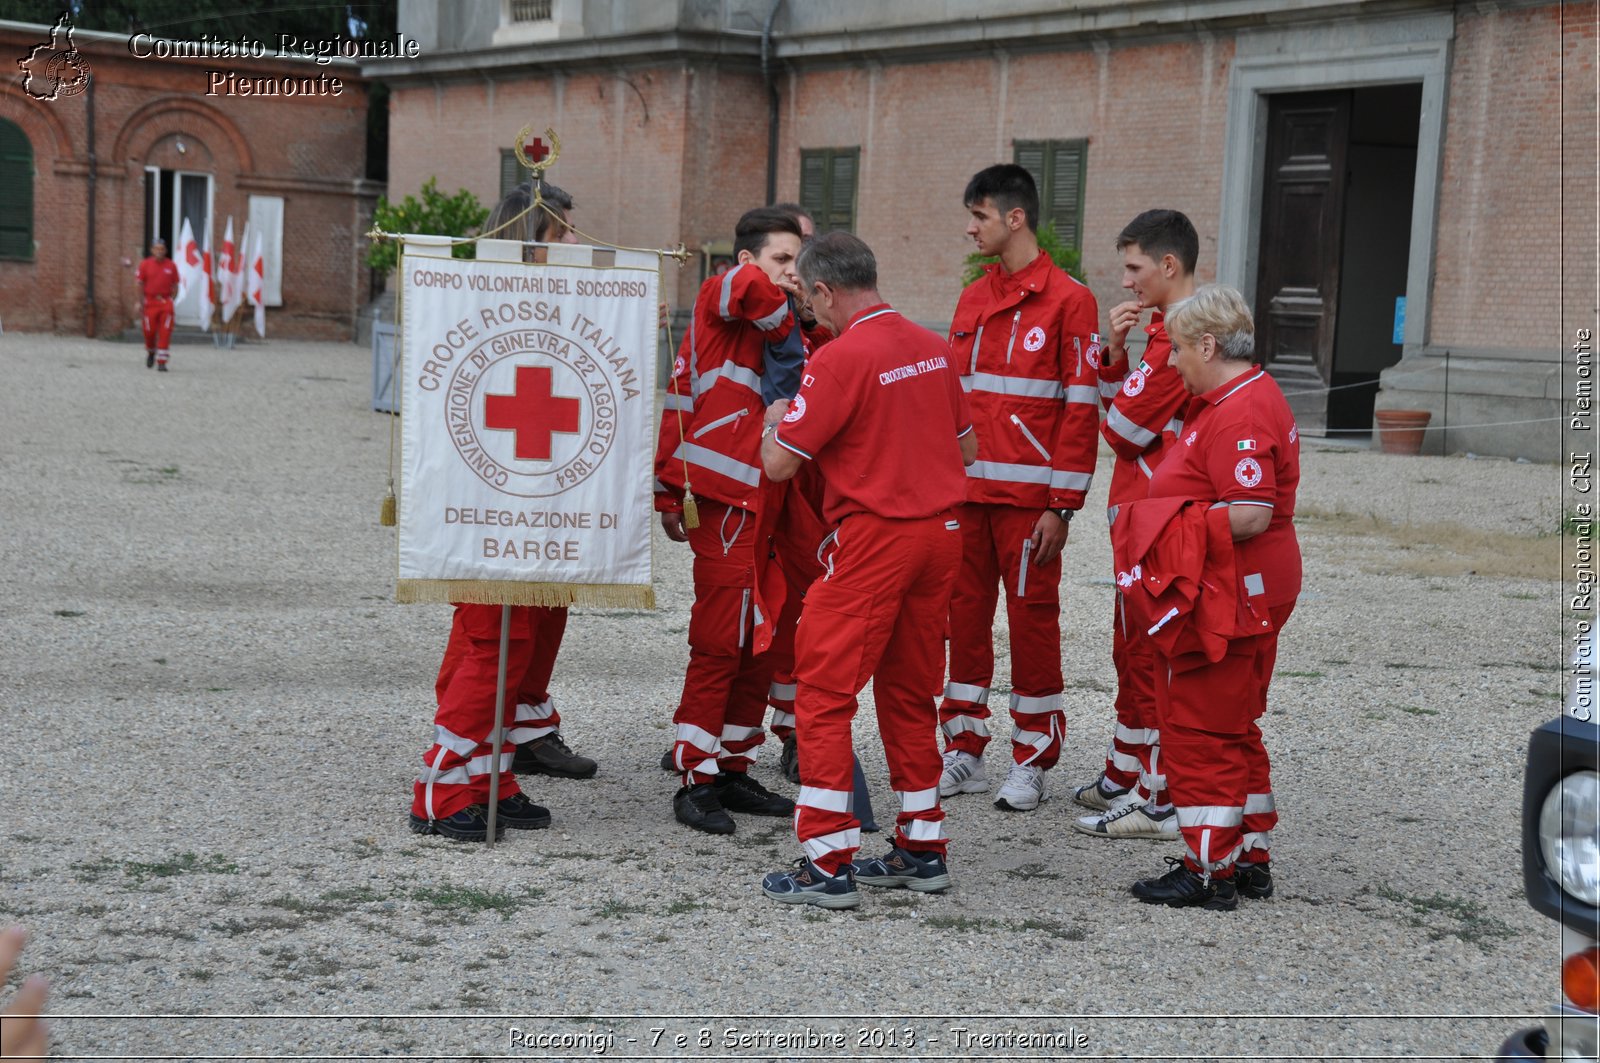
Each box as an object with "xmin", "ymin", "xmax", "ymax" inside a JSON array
[
  {"xmin": 1070, "ymin": 772, "xmax": 1136, "ymax": 812},
  {"xmin": 937, "ymin": 750, "xmax": 988, "ymax": 797},
  {"xmin": 1071, "ymin": 800, "xmax": 1178, "ymax": 839},
  {"xmin": 994, "ymin": 763, "xmax": 1047, "ymax": 811}
]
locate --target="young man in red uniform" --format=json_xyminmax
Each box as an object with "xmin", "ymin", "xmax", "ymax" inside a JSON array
[
  {"xmin": 135, "ymin": 240, "xmax": 180, "ymax": 371},
  {"xmin": 410, "ymin": 182, "xmax": 595, "ymax": 843},
  {"xmin": 758, "ymin": 232, "xmax": 977, "ymax": 908},
  {"xmin": 939, "ymin": 165, "xmax": 1101, "ymax": 811},
  {"xmin": 655, "ymin": 207, "xmax": 806, "ymax": 834},
  {"xmin": 1071, "ymin": 210, "xmax": 1198, "ymax": 840},
  {"xmin": 1130, "ymin": 284, "xmax": 1300, "ymax": 910}
]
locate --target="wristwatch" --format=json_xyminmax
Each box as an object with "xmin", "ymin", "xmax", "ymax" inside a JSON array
[{"xmin": 1051, "ymin": 507, "xmax": 1074, "ymax": 523}]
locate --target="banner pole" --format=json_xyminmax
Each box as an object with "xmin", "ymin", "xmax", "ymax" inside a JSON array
[{"xmin": 485, "ymin": 603, "xmax": 511, "ymax": 847}]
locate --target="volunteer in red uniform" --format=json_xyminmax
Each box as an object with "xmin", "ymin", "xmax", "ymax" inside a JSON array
[
  {"xmin": 1127, "ymin": 284, "xmax": 1301, "ymax": 910},
  {"xmin": 1072, "ymin": 210, "xmax": 1198, "ymax": 840},
  {"xmin": 655, "ymin": 207, "xmax": 805, "ymax": 834},
  {"xmin": 758, "ymin": 232, "xmax": 977, "ymax": 908},
  {"xmin": 410, "ymin": 181, "xmax": 596, "ymax": 843},
  {"xmin": 939, "ymin": 164, "xmax": 1101, "ymax": 812},
  {"xmin": 135, "ymin": 240, "xmax": 180, "ymax": 371}
]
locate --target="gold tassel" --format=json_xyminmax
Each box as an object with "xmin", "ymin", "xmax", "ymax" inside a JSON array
[
  {"xmin": 682, "ymin": 491, "xmax": 700, "ymax": 530},
  {"xmin": 396, "ymin": 579, "xmax": 655, "ymax": 610},
  {"xmin": 379, "ymin": 489, "xmax": 397, "ymax": 527}
]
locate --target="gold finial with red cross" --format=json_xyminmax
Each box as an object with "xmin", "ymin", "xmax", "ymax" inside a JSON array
[{"xmin": 513, "ymin": 126, "xmax": 560, "ymax": 177}]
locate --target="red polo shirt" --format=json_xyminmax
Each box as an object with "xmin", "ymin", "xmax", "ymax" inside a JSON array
[
  {"xmin": 137, "ymin": 256, "xmax": 180, "ymax": 300},
  {"xmin": 774, "ymin": 304, "xmax": 973, "ymax": 524},
  {"xmin": 1148, "ymin": 366, "xmax": 1301, "ymax": 608}
]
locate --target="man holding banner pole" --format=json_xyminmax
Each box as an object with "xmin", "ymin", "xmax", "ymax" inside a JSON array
[{"xmin": 654, "ymin": 207, "xmax": 807, "ymax": 835}]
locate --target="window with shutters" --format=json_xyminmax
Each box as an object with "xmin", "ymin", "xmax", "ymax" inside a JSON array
[
  {"xmin": 499, "ymin": 148, "xmax": 526, "ymax": 201},
  {"xmin": 1013, "ymin": 139, "xmax": 1087, "ymax": 252},
  {"xmin": 0, "ymin": 119, "xmax": 33, "ymax": 261},
  {"xmin": 798, "ymin": 148, "xmax": 859, "ymax": 234}
]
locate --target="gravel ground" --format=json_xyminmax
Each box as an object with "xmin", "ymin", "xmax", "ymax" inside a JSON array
[{"xmin": 0, "ymin": 334, "xmax": 1567, "ymax": 1061}]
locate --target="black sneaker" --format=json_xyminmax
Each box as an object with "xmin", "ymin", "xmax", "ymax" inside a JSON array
[
  {"xmin": 660, "ymin": 746, "xmax": 677, "ymax": 772},
  {"xmin": 496, "ymin": 792, "xmax": 552, "ymax": 830},
  {"xmin": 408, "ymin": 804, "xmax": 505, "ymax": 842},
  {"xmin": 852, "ymin": 845, "xmax": 952, "ymax": 893},
  {"xmin": 674, "ymin": 783, "xmax": 735, "ymax": 835},
  {"xmin": 761, "ymin": 857, "xmax": 860, "ymax": 909},
  {"xmin": 146, "ymin": 350, "xmax": 155, "ymax": 368},
  {"xmin": 157, "ymin": 362, "xmax": 169, "ymax": 372},
  {"xmin": 1131, "ymin": 857, "xmax": 1238, "ymax": 911},
  {"xmin": 1235, "ymin": 860, "xmax": 1274, "ymax": 899},
  {"xmin": 778, "ymin": 734, "xmax": 801, "ymax": 783},
  {"xmin": 714, "ymin": 771, "xmax": 794, "ymax": 816},
  {"xmin": 512, "ymin": 732, "xmax": 597, "ymax": 779}
]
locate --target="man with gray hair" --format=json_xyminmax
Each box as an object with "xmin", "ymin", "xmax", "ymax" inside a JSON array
[{"xmin": 756, "ymin": 232, "xmax": 978, "ymax": 908}]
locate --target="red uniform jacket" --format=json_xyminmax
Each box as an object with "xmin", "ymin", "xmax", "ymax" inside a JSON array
[
  {"xmin": 655, "ymin": 263, "xmax": 796, "ymax": 512},
  {"xmin": 1110, "ymin": 496, "xmax": 1250, "ymax": 668},
  {"xmin": 948, "ymin": 249, "xmax": 1100, "ymax": 511},
  {"xmin": 1097, "ymin": 313, "xmax": 1189, "ymax": 508}
]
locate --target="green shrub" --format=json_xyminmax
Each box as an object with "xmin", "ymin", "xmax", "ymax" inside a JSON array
[
  {"xmin": 962, "ymin": 220, "xmax": 1082, "ymax": 286},
  {"xmin": 367, "ymin": 178, "xmax": 489, "ymax": 274}
]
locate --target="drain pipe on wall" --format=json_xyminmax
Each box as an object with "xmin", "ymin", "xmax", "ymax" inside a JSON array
[
  {"xmin": 762, "ymin": 0, "xmax": 785, "ymax": 205},
  {"xmin": 84, "ymin": 74, "xmax": 98, "ymax": 337}
]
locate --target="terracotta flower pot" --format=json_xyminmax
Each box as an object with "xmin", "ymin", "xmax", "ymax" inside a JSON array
[{"xmin": 1373, "ymin": 409, "xmax": 1432, "ymax": 455}]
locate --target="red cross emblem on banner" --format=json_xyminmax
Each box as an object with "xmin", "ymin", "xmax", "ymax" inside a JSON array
[
  {"xmin": 483, "ymin": 365, "xmax": 581, "ymax": 461},
  {"xmin": 522, "ymin": 137, "xmax": 549, "ymax": 165}
]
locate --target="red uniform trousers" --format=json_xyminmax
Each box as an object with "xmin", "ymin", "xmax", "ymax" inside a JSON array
[
  {"xmin": 142, "ymin": 296, "xmax": 174, "ymax": 361},
  {"xmin": 794, "ymin": 512, "xmax": 961, "ymax": 875},
  {"xmin": 1103, "ymin": 592, "xmax": 1166, "ymax": 803},
  {"xmin": 940, "ymin": 502, "xmax": 1065, "ymax": 768},
  {"xmin": 1157, "ymin": 602, "xmax": 1293, "ymax": 878},
  {"xmin": 411, "ymin": 603, "xmax": 569, "ymax": 822},
  {"xmin": 671, "ymin": 500, "xmax": 774, "ymax": 784},
  {"xmin": 764, "ymin": 585, "xmax": 803, "ymax": 741},
  {"xmin": 765, "ymin": 466, "xmax": 831, "ymax": 742}
]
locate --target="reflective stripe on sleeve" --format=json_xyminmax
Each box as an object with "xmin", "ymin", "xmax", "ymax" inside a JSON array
[{"xmin": 1106, "ymin": 406, "xmax": 1158, "ymax": 448}]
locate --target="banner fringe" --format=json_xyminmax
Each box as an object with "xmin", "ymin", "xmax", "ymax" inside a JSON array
[{"xmin": 396, "ymin": 580, "xmax": 655, "ymax": 610}]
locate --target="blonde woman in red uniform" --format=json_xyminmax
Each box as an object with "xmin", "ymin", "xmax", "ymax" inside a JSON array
[{"xmin": 1127, "ymin": 284, "xmax": 1300, "ymax": 910}]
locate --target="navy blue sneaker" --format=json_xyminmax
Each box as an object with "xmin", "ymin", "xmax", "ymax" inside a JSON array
[
  {"xmin": 496, "ymin": 792, "xmax": 552, "ymax": 830},
  {"xmin": 1131, "ymin": 858, "xmax": 1238, "ymax": 911},
  {"xmin": 1235, "ymin": 860, "xmax": 1274, "ymax": 899},
  {"xmin": 761, "ymin": 858, "xmax": 860, "ymax": 909},
  {"xmin": 408, "ymin": 804, "xmax": 505, "ymax": 842},
  {"xmin": 852, "ymin": 845, "xmax": 952, "ymax": 892}
]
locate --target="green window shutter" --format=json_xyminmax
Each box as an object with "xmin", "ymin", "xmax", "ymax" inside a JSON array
[
  {"xmin": 1012, "ymin": 138, "xmax": 1086, "ymax": 252},
  {"xmin": 0, "ymin": 119, "xmax": 33, "ymax": 260},
  {"xmin": 799, "ymin": 150, "xmax": 828, "ymax": 222},
  {"xmin": 1048, "ymin": 139, "xmax": 1086, "ymax": 250},
  {"xmin": 500, "ymin": 148, "xmax": 524, "ymax": 200},
  {"xmin": 799, "ymin": 148, "xmax": 860, "ymax": 234}
]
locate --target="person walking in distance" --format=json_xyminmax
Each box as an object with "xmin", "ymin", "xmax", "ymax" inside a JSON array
[
  {"xmin": 939, "ymin": 164, "xmax": 1101, "ymax": 812},
  {"xmin": 135, "ymin": 239, "xmax": 179, "ymax": 371}
]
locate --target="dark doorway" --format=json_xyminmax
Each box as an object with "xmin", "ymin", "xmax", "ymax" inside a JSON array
[{"xmin": 1255, "ymin": 83, "xmax": 1422, "ymax": 436}]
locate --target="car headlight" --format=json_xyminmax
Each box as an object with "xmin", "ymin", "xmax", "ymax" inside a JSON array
[{"xmin": 1541, "ymin": 770, "xmax": 1600, "ymax": 906}]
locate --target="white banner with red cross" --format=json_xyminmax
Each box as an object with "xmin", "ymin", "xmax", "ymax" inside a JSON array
[{"xmin": 395, "ymin": 236, "xmax": 657, "ymax": 608}]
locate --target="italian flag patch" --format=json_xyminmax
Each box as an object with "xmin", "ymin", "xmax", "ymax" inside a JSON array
[{"xmin": 1237, "ymin": 439, "xmax": 1257, "ymax": 451}]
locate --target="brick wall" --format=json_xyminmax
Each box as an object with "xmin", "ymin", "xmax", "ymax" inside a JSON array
[
  {"xmin": 776, "ymin": 38, "xmax": 1233, "ymax": 328},
  {"xmin": 1431, "ymin": 3, "xmax": 1596, "ymax": 350},
  {"xmin": 0, "ymin": 27, "xmax": 372, "ymax": 340}
]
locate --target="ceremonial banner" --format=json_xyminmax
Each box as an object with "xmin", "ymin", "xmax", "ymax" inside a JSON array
[{"xmin": 396, "ymin": 236, "xmax": 657, "ymax": 608}]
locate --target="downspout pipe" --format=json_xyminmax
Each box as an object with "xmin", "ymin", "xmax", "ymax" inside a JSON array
[
  {"xmin": 84, "ymin": 74, "xmax": 97, "ymax": 337},
  {"xmin": 762, "ymin": 0, "xmax": 784, "ymax": 205}
]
